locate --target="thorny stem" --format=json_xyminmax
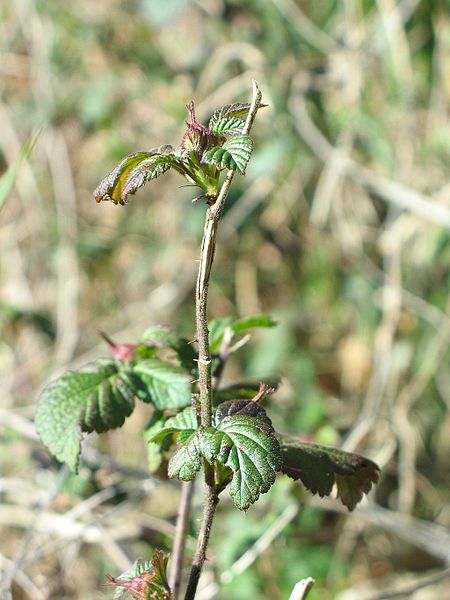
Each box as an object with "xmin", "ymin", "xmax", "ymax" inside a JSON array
[{"xmin": 183, "ymin": 80, "xmax": 263, "ymax": 600}]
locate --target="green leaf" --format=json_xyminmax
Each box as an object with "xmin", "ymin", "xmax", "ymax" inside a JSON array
[
  {"xmin": 207, "ymin": 415, "xmax": 282, "ymax": 510},
  {"xmin": 148, "ymin": 406, "xmax": 196, "ymax": 444},
  {"xmin": 141, "ymin": 325, "xmax": 180, "ymax": 349},
  {"xmin": 94, "ymin": 145, "xmax": 176, "ymax": 205},
  {"xmin": 208, "ymin": 102, "xmax": 267, "ymax": 133},
  {"xmin": 140, "ymin": 327, "xmax": 197, "ymax": 372},
  {"xmin": 144, "ymin": 410, "xmax": 170, "ymax": 473},
  {"xmin": 168, "ymin": 432, "xmax": 202, "ymax": 481},
  {"xmin": 134, "ymin": 359, "xmax": 191, "ymax": 410},
  {"xmin": 106, "ymin": 549, "xmax": 172, "ymax": 599},
  {"xmin": 0, "ymin": 131, "xmax": 39, "ymax": 213},
  {"xmin": 36, "ymin": 360, "xmax": 140, "ymax": 472},
  {"xmin": 210, "ymin": 115, "xmax": 245, "ymax": 136},
  {"xmin": 209, "ymin": 315, "xmax": 277, "ymax": 353},
  {"xmin": 280, "ymin": 438, "xmax": 380, "ymax": 511},
  {"xmin": 203, "ymin": 135, "xmax": 253, "ymax": 175}
]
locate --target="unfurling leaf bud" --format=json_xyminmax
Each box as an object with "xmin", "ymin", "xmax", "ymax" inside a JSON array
[{"xmin": 181, "ymin": 101, "xmax": 212, "ymax": 158}]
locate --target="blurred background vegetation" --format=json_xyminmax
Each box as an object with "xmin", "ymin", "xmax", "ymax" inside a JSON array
[{"xmin": 1, "ymin": 0, "xmax": 450, "ymax": 598}]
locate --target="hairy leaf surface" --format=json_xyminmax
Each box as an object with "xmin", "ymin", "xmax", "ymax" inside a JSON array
[
  {"xmin": 207, "ymin": 415, "xmax": 282, "ymax": 510},
  {"xmin": 36, "ymin": 360, "xmax": 140, "ymax": 472},
  {"xmin": 203, "ymin": 135, "xmax": 253, "ymax": 174},
  {"xmin": 93, "ymin": 145, "xmax": 176, "ymax": 205},
  {"xmin": 134, "ymin": 359, "xmax": 191, "ymax": 410},
  {"xmin": 281, "ymin": 438, "xmax": 380, "ymax": 511}
]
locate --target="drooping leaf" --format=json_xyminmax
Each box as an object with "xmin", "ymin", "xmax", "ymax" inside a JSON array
[
  {"xmin": 280, "ymin": 437, "xmax": 380, "ymax": 511},
  {"xmin": 203, "ymin": 135, "xmax": 253, "ymax": 175},
  {"xmin": 209, "ymin": 314, "xmax": 277, "ymax": 353},
  {"xmin": 208, "ymin": 102, "xmax": 267, "ymax": 133},
  {"xmin": 133, "ymin": 359, "xmax": 191, "ymax": 410},
  {"xmin": 36, "ymin": 360, "xmax": 141, "ymax": 472},
  {"xmin": 106, "ymin": 549, "xmax": 172, "ymax": 599},
  {"xmin": 94, "ymin": 145, "xmax": 176, "ymax": 205},
  {"xmin": 206, "ymin": 415, "xmax": 282, "ymax": 510}
]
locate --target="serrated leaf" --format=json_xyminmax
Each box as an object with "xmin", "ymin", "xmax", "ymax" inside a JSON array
[
  {"xmin": 280, "ymin": 438, "xmax": 380, "ymax": 511},
  {"xmin": 36, "ymin": 360, "xmax": 140, "ymax": 472},
  {"xmin": 94, "ymin": 145, "xmax": 176, "ymax": 205},
  {"xmin": 106, "ymin": 549, "xmax": 171, "ymax": 599},
  {"xmin": 134, "ymin": 359, "xmax": 191, "ymax": 410},
  {"xmin": 210, "ymin": 115, "xmax": 245, "ymax": 136},
  {"xmin": 168, "ymin": 432, "xmax": 201, "ymax": 481},
  {"xmin": 203, "ymin": 135, "xmax": 253, "ymax": 175},
  {"xmin": 209, "ymin": 314, "xmax": 277, "ymax": 353},
  {"xmin": 208, "ymin": 102, "xmax": 267, "ymax": 133},
  {"xmin": 148, "ymin": 406, "xmax": 196, "ymax": 444},
  {"xmin": 207, "ymin": 415, "xmax": 282, "ymax": 510}
]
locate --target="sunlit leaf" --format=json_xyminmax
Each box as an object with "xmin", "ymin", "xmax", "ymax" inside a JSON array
[
  {"xmin": 206, "ymin": 415, "xmax": 282, "ymax": 510},
  {"xmin": 280, "ymin": 437, "xmax": 380, "ymax": 511},
  {"xmin": 36, "ymin": 360, "xmax": 142, "ymax": 472},
  {"xmin": 133, "ymin": 359, "xmax": 191, "ymax": 410},
  {"xmin": 106, "ymin": 549, "xmax": 172, "ymax": 599},
  {"xmin": 208, "ymin": 102, "xmax": 267, "ymax": 133},
  {"xmin": 94, "ymin": 145, "xmax": 176, "ymax": 205},
  {"xmin": 203, "ymin": 135, "xmax": 253, "ymax": 174},
  {"xmin": 209, "ymin": 314, "xmax": 277, "ymax": 353},
  {"xmin": 210, "ymin": 115, "xmax": 245, "ymax": 136}
]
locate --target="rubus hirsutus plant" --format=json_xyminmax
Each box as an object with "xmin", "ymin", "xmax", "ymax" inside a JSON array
[{"xmin": 36, "ymin": 82, "xmax": 379, "ymax": 600}]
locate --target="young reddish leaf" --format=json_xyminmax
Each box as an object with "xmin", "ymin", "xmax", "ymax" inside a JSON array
[
  {"xmin": 280, "ymin": 437, "xmax": 380, "ymax": 511},
  {"xmin": 94, "ymin": 145, "xmax": 176, "ymax": 205},
  {"xmin": 106, "ymin": 549, "xmax": 171, "ymax": 599}
]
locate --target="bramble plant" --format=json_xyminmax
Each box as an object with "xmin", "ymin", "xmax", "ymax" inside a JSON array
[{"xmin": 36, "ymin": 82, "xmax": 379, "ymax": 600}]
